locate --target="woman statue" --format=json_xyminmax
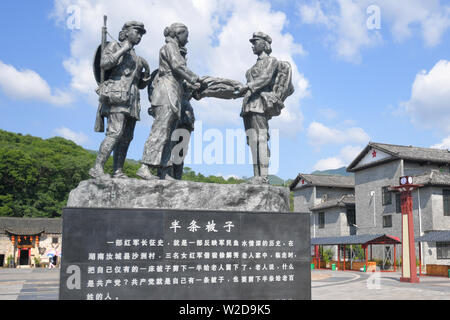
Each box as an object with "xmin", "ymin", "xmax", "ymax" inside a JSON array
[{"xmin": 137, "ymin": 23, "xmax": 202, "ymax": 180}]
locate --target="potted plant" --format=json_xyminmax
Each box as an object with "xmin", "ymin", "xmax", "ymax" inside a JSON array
[
  {"xmin": 6, "ymin": 255, "xmax": 14, "ymax": 268},
  {"xmin": 322, "ymin": 249, "xmax": 334, "ymax": 268},
  {"xmin": 33, "ymin": 257, "xmax": 41, "ymax": 268}
]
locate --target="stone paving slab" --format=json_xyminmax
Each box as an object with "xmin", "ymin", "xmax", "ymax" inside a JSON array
[{"xmin": 0, "ymin": 268, "xmax": 448, "ymax": 300}]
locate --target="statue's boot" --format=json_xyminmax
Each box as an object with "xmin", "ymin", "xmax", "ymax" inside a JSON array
[
  {"xmin": 158, "ymin": 167, "xmax": 176, "ymax": 180},
  {"xmin": 246, "ymin": 165, "xmax": 269, "ymax": 185},
  {"xmin": 136, "ymin": 164, "xmax": 159, "ymax": 180},
  {"xmin": 259, "ymin": 165, "xmax": 269, "ymax": 184},
  {"xmin": 112, "ymin": 142, "xmax": 130, "ymax": 179},
  {"xmin": 89, "ymin": 136, "xmax": 116, "ymax": 179},
  {"xmin": 172, "ymin": 163, "xmax": 184, "ymax": 180}
]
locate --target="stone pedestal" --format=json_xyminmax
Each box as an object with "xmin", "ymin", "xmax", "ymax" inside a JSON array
[
  {"xmin": 61, "ymin": 179, "xmax": 312, "ymax": 300},
  {"xmin": 67, "ymin": 178, "xmax": 290, "ymax": 212}
]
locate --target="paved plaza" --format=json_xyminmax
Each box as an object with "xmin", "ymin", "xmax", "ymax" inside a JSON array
[
  {"xmin": 0, "ymin": 268, "xmax": 448, "ymax": 300},
  {"xmin": 312, "ymin": 270, "xmax": 450, "ymax": 300},
  {"xmin": 0, "ymin": 268, "xmax": 59, "ymax": 300}
]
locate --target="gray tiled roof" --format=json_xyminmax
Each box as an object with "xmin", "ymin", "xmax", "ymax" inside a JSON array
[
  {"xmin": 311, "ymin": 234, "xmax": 401, "ymax": 245},
  {"xmin": 416, "ymin": 231, "xmax": 450, "ymax": 242},
  {"xmin": 413, "ymin": 170, "xmax": 450, "ymax": 186},
  {"xmin": 348, "ymin": 142, "xmax": 450, "ymax": 172},
  {"xmin": 290, "ymin": 173, "xmax": 354, "ymax": 190},
  {"xmin": 373, "ymin": 142, "xmax": 450, "ymax": 162},
  {"xmin": 0, "ymin": 217, "xmax": 62, "ymax": 235},
  {"xmin": 310, "ymin": 194, "xmax": 355, "ymax": 211}
]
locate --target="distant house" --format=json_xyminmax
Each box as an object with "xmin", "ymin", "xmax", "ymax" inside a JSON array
[
  {"xmin": 347, "ymin": 142, "xmax": 450, "ymax": 266},
  {"xmin": 290, "ymin": 174, "xmax": 355, "ymax": 239},
  {"xmin": 0, "ymin": 218, "xmax": 62, "ymax": 268}
]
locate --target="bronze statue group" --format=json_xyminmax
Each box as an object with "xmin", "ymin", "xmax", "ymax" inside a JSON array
[{"xmin": 90, "ymin": 20, "xmax": 294, "ymax": 185}]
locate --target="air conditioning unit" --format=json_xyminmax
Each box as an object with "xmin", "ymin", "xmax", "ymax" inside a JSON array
[{"xmin": 322, "ymin": 194, "xmax": 328, "ymax": 202}]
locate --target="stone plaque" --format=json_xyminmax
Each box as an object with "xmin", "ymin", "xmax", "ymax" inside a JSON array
[{"xmin": 59, "ymin": 208, "xmax": 311, "ymax": 300}]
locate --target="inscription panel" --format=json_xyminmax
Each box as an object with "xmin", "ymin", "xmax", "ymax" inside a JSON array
[{"xmin": 59, "ymin": 208, "xmax": 311, "ymax": 300}]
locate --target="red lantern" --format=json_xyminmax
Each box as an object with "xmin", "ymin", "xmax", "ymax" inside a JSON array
[
  {"xmin": 18, "ymin": 236, "xmax": 21, "ymax": 243},
  {"xmin": 11, "ymin": 235, "xmax": 15, "ymax": 244},
  {"xmin": 36, "ymin": 236, "xmax": 39, "ymax": 247}
]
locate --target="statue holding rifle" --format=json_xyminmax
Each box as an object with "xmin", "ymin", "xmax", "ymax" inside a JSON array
[{"xmin": 90, "ymin": 18, "xmax": 151, "ymax": 179}]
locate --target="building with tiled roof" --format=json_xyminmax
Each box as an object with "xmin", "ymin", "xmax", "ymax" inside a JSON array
[
  {"xmin": 290, "ymin": 173, "xmax": 354, "ymax": 190},
  {"xmin": 290, "ymin": 173, "xmax": 356, "ymax": 243},
  {"xmin": 0, "ymin": 218, "xmax": 62, "ymax": 268},
  {"xmin": 345, "ymin": 142, "xmax": 450, "ymax": 267}
]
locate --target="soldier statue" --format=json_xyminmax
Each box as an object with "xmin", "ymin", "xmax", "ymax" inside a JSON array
[
  {"xmin": 90, "ymin": 20, "xmax": 151, "ymax": 179},
  {"xmin": 137, "ymin": 23, "xmax": 202, "ymax": 180},
  {"xmin": 237, "ymin": 32, "xmax": 294, "ymax": 184}
]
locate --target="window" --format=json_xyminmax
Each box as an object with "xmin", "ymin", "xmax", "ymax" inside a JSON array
[
  {"xmin": 395, "ymin": 193, "xmax": 402, "ymax": 213},
  {"xmin": 437, "ymin": 242, "xmax": 450, "ymax": 259},
  {"xmin": 346, "ymin": 208, "xmax": 356, "ymax": 227},
  {"xmin": 383, "ymin": 215, "xmax": 392, "ymax": 228},
  {"xmin": 443, "ymin": 190, "xmax": 450, "ymax": 216},
  {"xmin": 52, "ymin": 237, "xmax": 59, "ymax": 244},
  {"xmin": 318, "ymin": 212, "xmax": 325, "ymax": 229},
  {"xmin": 382, "ymin": 186, "xmax": 392, "ymax": 205}
]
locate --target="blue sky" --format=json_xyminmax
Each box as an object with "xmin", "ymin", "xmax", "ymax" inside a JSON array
[{"xmin": 1, "ymin": 0, "xmax": 450, "ymax": 181}]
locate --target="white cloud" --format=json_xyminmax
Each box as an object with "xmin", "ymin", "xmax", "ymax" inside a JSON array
[
  {"xmin": 298, "ymin": 0, "xmax": 381, "ymax": 63},
  {"xmin": 401, "ymin": 60, "xmax": 450, "ymax": 133},
  {"xmin": 431, "ymin": 136, "xmax": 450, "ymax": 150},
  {"xmin": 54, "ymin": 127, "xmax": 89, "ymax": 145},
  {"xmin": 298, "ymin": 0, "xmax": 450, "ymax": 62},
  {"xmin": 0, "ymin": 60, "xmax": 73, "ymax": 105},
  {"xmin": 51, "ymin": 0, "xmax": 309, "ymax": 135},
  {"xmin": 313, "ymin": 144, "xmax": 364, "ymax": 171},
  {"xmin": 339, "ymin": 144, "xmax": 362, "ymax": 163},
  {"xmin": 381, "ymin": 0, "xmax": 450, "ymax": 47},
  {"xmin": 307, "ymin": 119, "xmax": 368, "ymax": 171},
  {"xmin": 298, "ymin": 0, "xmax": 331, "ymax": 27},
  {"xmin": 313, "ymin": 157, "xmax": 345, "ymax": 171},
  {"xmin": 307, "ymin": 121, "xmax": 370, "ymax": 146}
]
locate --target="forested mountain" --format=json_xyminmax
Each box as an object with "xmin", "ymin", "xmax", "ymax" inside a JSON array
[{"xmin": 0, "ymin": 130, "xmax": 99, "ymax": 218}]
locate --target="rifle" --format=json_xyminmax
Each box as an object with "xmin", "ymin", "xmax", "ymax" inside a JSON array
[
  {"xmin": 101, "ymin": 15, "xmax": 107, "ymax": 82},
  {"xmin": 94, "ymin": 15, "xmax": 108, "ymax": 132}
]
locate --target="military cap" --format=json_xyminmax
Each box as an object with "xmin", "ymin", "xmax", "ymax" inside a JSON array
[
  {"xmin": 122, "ymin": 21, "xmax": 147, "ymax": 34},
  {"xmin": 249, "ymin": 32, "xmax": 272, "ymax": 44}
]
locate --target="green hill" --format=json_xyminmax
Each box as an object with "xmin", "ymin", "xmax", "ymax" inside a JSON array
[
  {"xmin": 268, "ymin": 175, "xmax": 285, "ymax": 186},
  {"xmin": 311, "ymin": 166, "xmax": 353, "ymax": 177},
  {"xmin": 0, "ymin": 129, "xmax": 97, "ymax": 218},
  {"xmin": 0, "ymin": 129, "xmax": 246, "ymax": 218},
  {"xmin": 0, "ymin": 129, "xmax": 145, "ymax": 218}
]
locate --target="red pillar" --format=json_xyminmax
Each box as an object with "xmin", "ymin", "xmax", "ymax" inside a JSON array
[
  {"xmin": 317, "ymin": 245, "xmax": 321, "ymax": 270},
  {"xmin": 400, "ymin": 190, "xmax": 420, "ymax": 283},
  {"xmin": 363, "ymin": 244, "xmax": 368, "ymax": 272},
  {"xmin": 343, "ymin": 245, "xmax": 345, "ymax": 271},
  {"xmin": 338, "ymin": 245, "xmax": 340, "ymax": 270},
  {"xmin": 394, "ymin": 244, "xmax": 397, "ymax": 272},
  {"xmin": 419, "ymin": 242, "xmax": 422, "ymax": 276}
]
